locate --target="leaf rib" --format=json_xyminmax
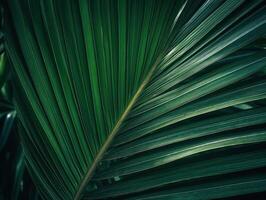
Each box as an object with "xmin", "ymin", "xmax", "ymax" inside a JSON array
[{"xmin": 74, "ymin": 55, "xmax": 162, "ymax": 200}]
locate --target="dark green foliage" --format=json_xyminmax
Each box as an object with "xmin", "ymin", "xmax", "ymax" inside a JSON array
[{"xmin": 3, "ymin": 0, "xmax": 266, "ymax": 199}]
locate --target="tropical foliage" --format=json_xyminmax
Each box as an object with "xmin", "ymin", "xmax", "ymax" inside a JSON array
[
  {"xmin": 0, "ymin": 50, "xmax": 38, "ymax": 200},
  {"xmin": 1, "ymin": 4, "xmax": 39, "ymax": 199},
  {"xmin": 2, "ymin": 0, "xmax": 266, "ymax": 199}
]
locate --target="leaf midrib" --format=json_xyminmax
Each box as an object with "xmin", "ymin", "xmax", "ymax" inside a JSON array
[{"xmin": 74, "ymin": 55, "xmax": 162, "ymax": 200}]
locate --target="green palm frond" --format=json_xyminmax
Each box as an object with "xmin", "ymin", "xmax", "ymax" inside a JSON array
[{"xmin": 4, "ymin": 0, "xmax": 266, "ymax": 199}]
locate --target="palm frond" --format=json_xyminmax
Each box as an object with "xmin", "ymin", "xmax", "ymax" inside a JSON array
[{"xmin": 4, "ymin": 0, "xmax": 266, "ymax": 199}]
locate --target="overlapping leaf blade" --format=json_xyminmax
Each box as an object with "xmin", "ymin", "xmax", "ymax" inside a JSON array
[{"xmin": 4, "ymin": 0, "xmax": 266, "ymax": 199}]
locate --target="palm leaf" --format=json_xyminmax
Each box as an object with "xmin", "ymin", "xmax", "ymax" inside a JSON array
[{"xmin": 4, "ymin": 0, "xmax": 266, "ymax": 199}]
